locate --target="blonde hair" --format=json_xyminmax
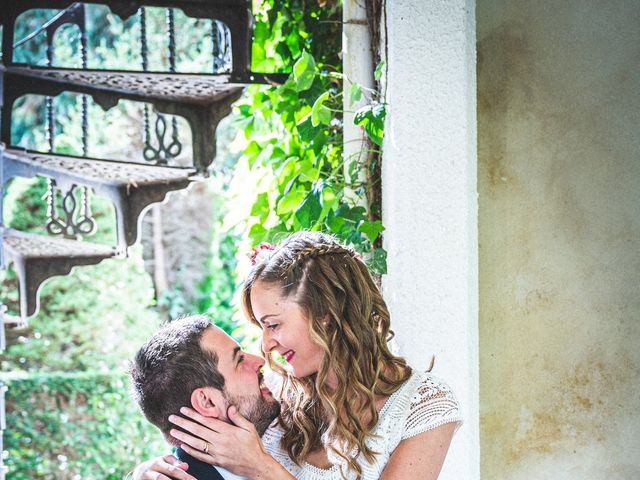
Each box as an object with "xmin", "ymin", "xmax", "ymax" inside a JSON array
[{"xmin": 242, "ymin": 232, "xmax": 411, "ymax": 477}]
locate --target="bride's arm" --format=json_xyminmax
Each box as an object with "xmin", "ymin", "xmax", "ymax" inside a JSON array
[{"xmin": 380, "ymin": 423, "xmax": 456, "ymax": 480}]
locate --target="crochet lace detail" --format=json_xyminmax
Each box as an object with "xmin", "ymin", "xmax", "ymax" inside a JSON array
[{"xmin": 262, "ymin": 370, "xmax": 463, "ymax": 480}]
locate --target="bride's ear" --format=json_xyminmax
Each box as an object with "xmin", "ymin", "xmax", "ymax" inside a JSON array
[{"xmin": 190, "ymin": 387, "xmax": 223, "ymax": 418}]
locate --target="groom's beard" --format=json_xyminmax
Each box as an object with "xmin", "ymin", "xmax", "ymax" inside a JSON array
[{"xmin": 223, "ymin": 390, "xmax": 281, "ymax": 436}]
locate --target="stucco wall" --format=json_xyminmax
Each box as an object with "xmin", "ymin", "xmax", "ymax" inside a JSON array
[
  {"xmin": 478, "ymin": 1, "xmax": 640, "ymax": 478},
  {"xmin": 382, "ymin": 0, "xmax": 478, "ymax": 478}
]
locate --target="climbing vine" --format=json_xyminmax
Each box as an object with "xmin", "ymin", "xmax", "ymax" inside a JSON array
[{"xmin": 242, "ymin": 0, "xmax": 387, "ymax": 272}]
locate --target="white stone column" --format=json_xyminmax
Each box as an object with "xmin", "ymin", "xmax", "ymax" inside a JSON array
[
  {"xmin": 381, "ymin": 1, "xmax": 479, "ymax": 479},
  {"xmin": 343, "ymin": 0, "xmax": 374, "ymax": 204}
]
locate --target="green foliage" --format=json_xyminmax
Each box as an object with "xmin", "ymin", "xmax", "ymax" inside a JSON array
[
  {"xmin": 1, "ymin": 4, "xmax": 390, "ymax": 479},
  {"xmin": 3, "ymin": 176, "xmax": 116, "ymax": 244},
  {"xmin": 0, "ymin": 175, "xmax": 155, "ymax": 372},
  {"xmin": 240, "ymin": 0, "xmax": 388, "ymax": 272},
  {"xmin": 3, "ymin": 11, "xmax": 166, "ymax": 477},
  {"xmin": 354, "ymin": 102, "xmax": 386, "ymax": 147},
  {"xmin": 195, "ymin": 228, "xmax": 243, "ymax": 333},
  {"xmin": 0, "ymin": 253, "xmax": 160, "ymax": 373},
  {"xmin": 1, "ymin": 371, "xmax": 166, "ymax": 480}
]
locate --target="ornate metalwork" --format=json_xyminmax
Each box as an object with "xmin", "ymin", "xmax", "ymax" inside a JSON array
[
  {"xmin": 2, "ymin": 148, "xmax": 195, "ymax": 249},
  {"xmin": 0, "ymin": 379, "xmax": 6, "ymax": 480},
  {"xmin": 167, "ymin": 8, "xmax": 177, "ymax": 72},
  {"xmin": 0, "ymin": 304, "xmax": 6, "ymax": 353},
  {"xmin": 1, "ymin": 227, "xmax": 115, "ymax": 318},
  {"xmin": 46, "ymin": 183, "xmax": 97, "ymax": 238},
  {"xmin": 143, "ymin": 114, "xmax": 182, "ymax": 163},
  {"xmin": 30, "ymin": 4, "xmax": 97, "ymax": 238},
  {"xmin": 78, "ymin": 8, "xmax": 95, "ymax": 235},
  {"xmin": 139, "ymin": 7, "xmax": 182, "ymax": 165},
  {"xmin": 5, "ymin": 1, "xmax": 253, "ymax": 73},
  {"xmin": 166, "ymin": 7, "xmax": 182, "ymax": 158},
  {"xmin": 212, "ymin": 20, "xmax": 232, "ymax": 73}
]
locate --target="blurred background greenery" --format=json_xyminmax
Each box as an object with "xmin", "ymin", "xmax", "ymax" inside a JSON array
[{"xmin": 0, "ymin": 1, "xmax": 349, "ymax": 478}]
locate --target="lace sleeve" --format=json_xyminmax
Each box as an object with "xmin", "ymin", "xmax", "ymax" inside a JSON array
[{"xmin": 402, "ymin": 373, "xmax": 463, "ymax": 440}]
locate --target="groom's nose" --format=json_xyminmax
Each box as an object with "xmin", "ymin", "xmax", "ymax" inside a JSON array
[{"xmin": 246, "ymin": 353, "xmax": 265, "ymax": 371}]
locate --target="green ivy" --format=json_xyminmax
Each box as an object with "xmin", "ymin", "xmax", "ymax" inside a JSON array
[{"xmin": 242, "ymin": 0, "xmax": 387, "ymax": 272}]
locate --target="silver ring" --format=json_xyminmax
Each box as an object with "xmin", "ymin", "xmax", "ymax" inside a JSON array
[{"xmin": 203, "ymin": 441, "xmax": 210, "ymax": 454}]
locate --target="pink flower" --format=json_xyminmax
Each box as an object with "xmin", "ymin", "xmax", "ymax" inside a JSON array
[{"xmin": 248, "ymin": 242, "xmax": 276, "ymax": 265}]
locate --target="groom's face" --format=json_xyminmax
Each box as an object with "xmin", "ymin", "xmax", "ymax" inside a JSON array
[{"xmin": 199, "ymin": 327, "xmax": 280, "ymax": 435}]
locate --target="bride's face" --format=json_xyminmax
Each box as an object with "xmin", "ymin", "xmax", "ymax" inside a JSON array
[{"xmin": 250, "ymin": 280, "xmax": 325, "ymax": 379}]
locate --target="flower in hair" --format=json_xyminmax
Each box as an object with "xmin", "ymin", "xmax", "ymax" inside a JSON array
[{"xmin": 248, "ymin": 242, "xmax": 276, "ymax": 265}]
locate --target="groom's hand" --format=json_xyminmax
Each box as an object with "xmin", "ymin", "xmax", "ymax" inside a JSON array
[{"xmin": 131, "ymin": 454, "xmax": 196, "ymax": 480}]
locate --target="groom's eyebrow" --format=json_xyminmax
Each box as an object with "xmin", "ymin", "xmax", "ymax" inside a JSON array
[{"xmin": 232, "ymin": 346, "xmax": 242, "ymax": 364}]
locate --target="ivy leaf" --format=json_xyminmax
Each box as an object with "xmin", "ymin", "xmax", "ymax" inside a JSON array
[
  {"xmin": 295, "ymin": 184, "xmax": 323, "ymax": 228},
  {"xmin": 249, "ymin": 223, "xmax": 268, "ymax": 243},
  {"xmin": 359, "ymin": 220, "xmax": 385, "ymax": 243},
  {"xmin": 296, "ymin": 115, "xmax": 320, "ymax": 143},
  {"xmin": 250, "ymin": 192, "xmax": 270, "ymax": 222},
  {"xmin": 325, "ymin": 209, "xmax": 346, "ymax": 233},
  {"xmin": 349, "ymin": 82, "xmax": 363, "ymax": 105},
  {"xmin": 311, "ymin": 91, "xmax": 332, "ymax": 126},
  {"xmin": 293, "ymin": 51, "xmax": 317, "ymax": 91},
  {"xmin": 374, "ymin": 60, "xmax": 385, "ymax": 81},
  {"xmin": 354, "ymin": 103, "xmax": 386, "ymax": 146},
  {"xmin": 276, "ymin": 189, "xmax": 306, "ymax": 215},
  {"xmin": 286, "ymin": 31, "xmax": 302, "ymax": 58},
  {"xmin": 298, "ymin": 158, "xmax": 320, "ymax": 182},
  {"xmin": 367, "ymin": 247, "xmax": 387, "ymax": 274},
  {"xmin": 245, "ymin": 140, "xmax": 262, "ymax": 168}
]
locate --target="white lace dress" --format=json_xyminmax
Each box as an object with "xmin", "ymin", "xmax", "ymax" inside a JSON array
[{"xmin": 262, "ymin": 370, "xmax": 463, "ymax": 480}]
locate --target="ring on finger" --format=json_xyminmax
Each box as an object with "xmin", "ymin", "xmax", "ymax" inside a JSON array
[{"xmin": 203, "ymin": 441, "xmax": 210, "ymax": 454}]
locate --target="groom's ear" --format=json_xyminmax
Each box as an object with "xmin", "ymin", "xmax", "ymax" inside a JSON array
[{"xmin": 190, "ymin": 387, "xmax": 224, "ymax": 418}]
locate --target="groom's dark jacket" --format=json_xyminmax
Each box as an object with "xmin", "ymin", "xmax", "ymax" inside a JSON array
[{"xmin": 176, "ymin": 447, "xmax": 225, "ymax": 480}]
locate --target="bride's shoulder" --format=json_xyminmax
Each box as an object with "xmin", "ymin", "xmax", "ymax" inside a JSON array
[{"xmin": 401, "ymin": 369, "xmax": 464, "ymax": 439}]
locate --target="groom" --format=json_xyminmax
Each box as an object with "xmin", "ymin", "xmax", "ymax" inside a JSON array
[{"xmin": 130, "ymin": 315, "xmax": 281, "ymax": 480}]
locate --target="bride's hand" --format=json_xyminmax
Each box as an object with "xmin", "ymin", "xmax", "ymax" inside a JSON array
[
  {"xmin": 131, "ymin": 454, "xmax": 196, "ymax": 480},
  {"xmin": 169, "ymin": 406, "xmax": 274, "ymax": 478}
]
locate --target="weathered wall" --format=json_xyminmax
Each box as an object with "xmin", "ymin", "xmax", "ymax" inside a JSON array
[
  {"xmin": 478, "ymin": 1, "xmax": 640, "ymax": 478},
  {"xmin": 382, "ymin": 0, "xmax": 478, "ymax": 478}
]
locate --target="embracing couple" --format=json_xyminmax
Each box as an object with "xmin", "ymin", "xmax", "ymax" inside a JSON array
[{"xmin": 130, "ymin": 231, "xmax": 463, "ymax": 480}]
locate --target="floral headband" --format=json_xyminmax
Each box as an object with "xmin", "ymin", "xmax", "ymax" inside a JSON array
[
  {"xmin": 248, "ymin": 242, "xmax": 276, "ymax": 265},
  {"xmin": 248, "ymin": 240, "xmax": 363, "ymax": 266}
]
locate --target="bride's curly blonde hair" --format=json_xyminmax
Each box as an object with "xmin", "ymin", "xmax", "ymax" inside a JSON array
[{"xmin": 241, "ymin": 232, "xmax": 411, "ymax": 477}]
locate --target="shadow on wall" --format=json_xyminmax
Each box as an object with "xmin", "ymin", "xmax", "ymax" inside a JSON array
[{"xmin": 477, "ymin": 1, "xmax": 640, "ymax": 478}]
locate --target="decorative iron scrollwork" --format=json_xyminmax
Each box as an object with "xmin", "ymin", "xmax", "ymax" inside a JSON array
[
  {"xmin": 139, "ymin": 7, "xmax": 183, "ymax": 165},
  {"xmin": 32, "ymin": 4, "xmax": 97, "ymax": 238},
  {"xmin": 212, "ymin": 20, "xmax": 232, "ymax": 73},
  {"xmin": 45, "ymin": 180, "xmax": 96, "ymax": 238},
  {"xmin": 0, "ymin": 304, "xmax": 6, "ymax": 353},
  {"xmin": 143, "ymin": 113, "xmax": 182, "ymax": 164}
]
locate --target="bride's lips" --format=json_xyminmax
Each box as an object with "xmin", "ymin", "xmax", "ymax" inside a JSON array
[{"xmin": 283, "ymin": 350, "xmax": 295, "ymax": 363}]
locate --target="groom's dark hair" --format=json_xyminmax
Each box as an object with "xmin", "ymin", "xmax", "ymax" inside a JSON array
[{"xmin": 130, "ymin": 315, "xmax": 225, "ymax": 441}]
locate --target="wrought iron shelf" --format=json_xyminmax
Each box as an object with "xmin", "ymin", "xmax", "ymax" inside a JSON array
[
  {"xmin": 1, "ymin": 0, "xmax": 254, "ymax": 75},
  {"xmin": 1, "ymin": 66, "xmax": 251, "ymax": 173},
  {"xmin": 0, "ymin": 227, "xmax": 116, "ymax": 319},
  {"xmin": 5, "ymin": 66, "xmax": 248, "ymax": 106},
  {"xmin": 2, "ymin": 148, "xmax": 197, "ymax": 250}
]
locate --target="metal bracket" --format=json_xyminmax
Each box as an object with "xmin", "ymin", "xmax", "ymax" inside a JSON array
[{"xmin": 0, "ymin": 380, "xmax": 6, "ymax": 480}]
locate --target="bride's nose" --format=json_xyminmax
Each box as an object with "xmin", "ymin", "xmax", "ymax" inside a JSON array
[{"xmin": 262, "ymin": 332, "xmax": 277, "ymax": 354}]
